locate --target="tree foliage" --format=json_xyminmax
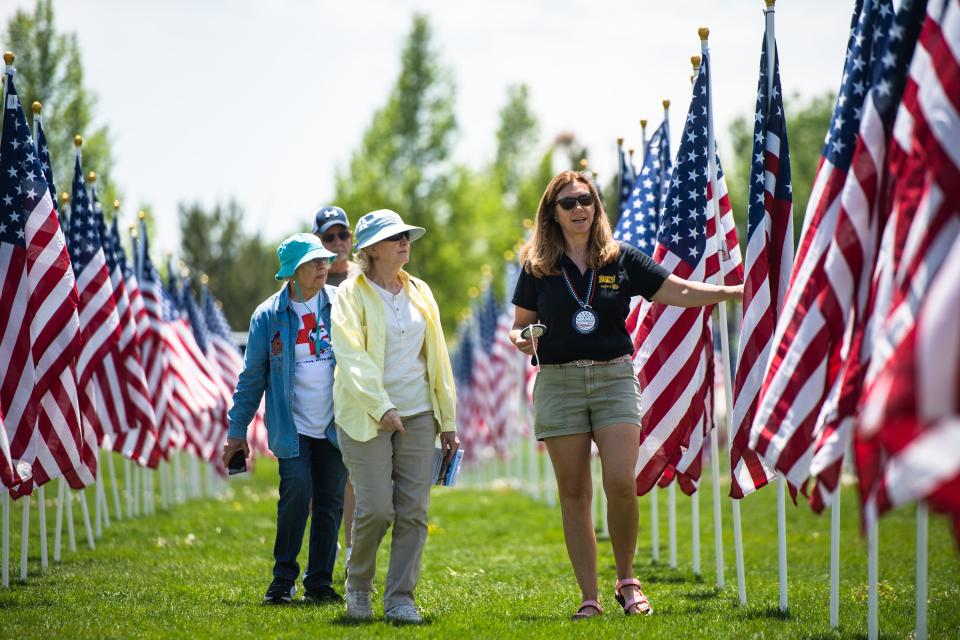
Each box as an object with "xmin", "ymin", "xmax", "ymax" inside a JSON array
[
  {"xmin": 335, "ymin": 15, "xmax": 553, "ymax": 330},
  {"xmin": 726, "ymin": 92, "xmax": 835, "ymax": 244},
  {"xmin": 3, "ymin": 0, "xmax": 116, "ymax": 205},
  {"xmin": 178, "ymin": 200, "xmax": 278, "ymax": 330}
]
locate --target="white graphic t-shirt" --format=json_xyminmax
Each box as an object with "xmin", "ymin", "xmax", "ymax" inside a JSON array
[{"xmin": 289, "ymin": 292, "xmax": 334, "ymax": 439}]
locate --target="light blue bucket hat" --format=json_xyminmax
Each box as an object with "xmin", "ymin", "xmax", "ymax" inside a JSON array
[
  {"xmin": 275, "ymin": 233, "xmax": 337, "ymax": 280},
  {"xmin": 353, "ymin": 209, "xmax": 425, "ymax": 250}
]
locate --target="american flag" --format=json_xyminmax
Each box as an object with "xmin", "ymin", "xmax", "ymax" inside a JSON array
[
  {"xmin": 855, "ymin": 0, "xmax": 960, "ymax": 533},
  {"xmin": 67, "ymin": 152, "xmax": 126, "ymax": 476},
  {"xmin": 633, "ymin": 52, "xmax": 742, "ymax": 495},
  {"xmin": 181, "ymin": 274, "xmax": 233, "ymax": 466},
  {"xmin": 90, "ymin": 186, "xmax": 157, "ymax": 443},
  {"xmin": 489, "ymin": 262, "xmax": 527, "ymax": 448},
  {"xmin": 0, "ymin": 69, "xmax": 87, "ymax": 494},
  {"xmin": 109, "ymin": 218, "xmax": 163, "ymax": 468},
  {"xmin": 167, "ymin": 268, "xmax": 230, "ymax": 462},
  {"xmin": 614, "ymin": 123, "xmax": 670, "ymax": 256},
  {"xmin": 749, "ymin": 0, "xmax": 911, "ymax": 507},
  {"xmin": 34, "ymin": 114, "xmax": 58, "ymax": 214},
  {"xmin": 135, "ymin": 222, "xmax": 191, "ymax": 460},
  {"xmin": 729, "ymin": 32, "xmax": 794, "ymax": 499},
  {"xmin": 465, "ymin": 290, "xmax": 501, "ymax": 458},
  {"xmin": 617, "ymin": 143, "xmax": 637, "ymax": 222},
  {"xmin": 453, "ymin": 323, "xmax": 477, "ymax": 459},
  {"xmin": 202, "ymin": 285, "xmax": 269, "ymax": 459},
  {"xmin": 0, "ymin": 408, "xmax": 20, "ymax": 489}
]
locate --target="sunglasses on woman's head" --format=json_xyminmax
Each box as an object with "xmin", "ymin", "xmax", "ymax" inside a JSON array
[
  {"xmin": 555, "ymin": 193, "xmax": 595, "ymax": 210},
  {"xmin": 383, "ymin": 231, "xmax": 410, "ymax": 242},
  {"xmin": 322, "ymin": 230, "xmax": 352, "ymax": 243}
]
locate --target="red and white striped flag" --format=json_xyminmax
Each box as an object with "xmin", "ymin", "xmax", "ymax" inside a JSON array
[
  {"xmin": 730, "ymin": 28, "xmax": 795, "ymax": 499},
  {"xmin": 633, "ymin": 52, "xmax": 742, "ymax": 495},
  {"xmin": 749, "ymin": 0, "xmax": 915, "ymax": 506},
  {"xmin": 855, "ymin": 0, "xmax": 960, "ymax": 534},
  {"xmin": 66, "ymin": 153, "xmax": 134, "ymax": 484},
  {"xmin": 1, "ymin": 68, "xmax": 87, "ymax": 495}
]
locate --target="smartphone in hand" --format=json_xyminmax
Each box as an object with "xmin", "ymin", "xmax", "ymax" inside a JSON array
[{"xmin": 227, "ymin": 449, "xmax": 247, "ymax": 475}]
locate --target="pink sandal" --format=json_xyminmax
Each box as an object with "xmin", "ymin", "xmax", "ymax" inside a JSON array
[
  {"xmin": 614, "ymin": 578, "xmax": 652, "ymax": 616},
  {"xmin": 571, "ymin": 599, "xmax": 603, "ymax": 620}
]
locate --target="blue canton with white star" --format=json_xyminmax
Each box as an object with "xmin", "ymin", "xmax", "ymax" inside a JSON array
[
  {"xmin": 658, "ymin": 54, "xmax": 713, "ymax": 268},
  {"xmin": 35, "ymin": 118, "xmax": 58, "ymax": 211},
  {"xmin": 66, "ymin": 155, "xmax": 104, "ymax": 274},
  {"xmin": 614, "ymin": 122, "xmax": 670, "ymax": 256},
  {"xmin": 822, "ymin": 0, "xmax": 895, "ymax": 171},
  {"xmin": 0, "ymin": 72, "xmax": 50, "ymax": 250},
  {"xmin": 747, "ymin": 41, "xmax": 792, "ymax": 242}
]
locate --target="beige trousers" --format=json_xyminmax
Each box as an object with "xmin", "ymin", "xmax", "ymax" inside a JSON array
[{"xmin": 337, "ymin": 411, "xmax": 436, "ymax": 609}]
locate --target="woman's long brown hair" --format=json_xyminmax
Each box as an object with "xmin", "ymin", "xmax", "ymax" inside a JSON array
[{"xmin": 519, "ymin": 171, "xmax": 620, "ymax": 277}]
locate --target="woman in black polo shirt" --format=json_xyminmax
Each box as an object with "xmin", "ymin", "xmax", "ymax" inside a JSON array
[{"xmin": 510, "ymin": 170, "xmax": 741, "ymax": 620}]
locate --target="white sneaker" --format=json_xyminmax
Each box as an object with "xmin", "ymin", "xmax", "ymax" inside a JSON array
[
  {"xmin": 385, "ymin": 604, "xmax": 423, "ymax": 624},
  {"xmin": 345, "ymin": 589, "xmax": 373, "ymax": 620}
]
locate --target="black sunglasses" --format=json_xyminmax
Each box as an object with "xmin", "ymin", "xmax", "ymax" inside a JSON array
[
  {"xmin": 555, "ymin": 193, "xmax": 595, "ymax": 210},
  {"xmin": 383, "ymin": 231, "xmax": 410, "ymax": 242},
  {"xmin": 322, "ymin": 230, "xmax": 352, "ymax": 243}
]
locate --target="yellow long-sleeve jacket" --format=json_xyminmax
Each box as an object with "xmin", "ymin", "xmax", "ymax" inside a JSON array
[{"xmin": 331, "ymin": 270, "xmax": 457, "ymax": 443}]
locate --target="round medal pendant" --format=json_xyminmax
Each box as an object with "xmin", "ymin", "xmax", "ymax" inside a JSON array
[{"xmin": 572, "ymin": 308, "xmax": 599, "ymax": 335}]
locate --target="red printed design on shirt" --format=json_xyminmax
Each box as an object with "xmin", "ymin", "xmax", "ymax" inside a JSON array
[{"xmin": 295, "ymin": 310, "xmax": 330, "ymax": 360}]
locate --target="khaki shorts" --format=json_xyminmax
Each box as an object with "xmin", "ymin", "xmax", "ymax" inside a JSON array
[{"xmin": 532, "ymin": 357, "xmax": 642, "ymax": 440}]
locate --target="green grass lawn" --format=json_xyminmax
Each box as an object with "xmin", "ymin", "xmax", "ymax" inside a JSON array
[{"xmin": 1, "ymin": 453, "xmax": 958, "ymax": 639}]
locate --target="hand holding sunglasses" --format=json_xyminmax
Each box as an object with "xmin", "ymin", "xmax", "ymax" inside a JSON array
[{"xmin": 555, "ymin": 193, "xmax": 595, "ymax": 210}]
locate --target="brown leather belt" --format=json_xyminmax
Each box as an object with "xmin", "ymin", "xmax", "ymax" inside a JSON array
[{"xmin": 541, "ymin": 354, "xmax": 632, "ymax": 369}]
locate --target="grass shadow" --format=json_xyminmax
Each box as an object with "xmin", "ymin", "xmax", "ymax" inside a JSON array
[
  {"xmin": 740, "ymin": 604, "xmax": 792, "ymax": 621},
  {"xmin": 682, "ymin": 587, "xmax": 722, "ymax": 601}
]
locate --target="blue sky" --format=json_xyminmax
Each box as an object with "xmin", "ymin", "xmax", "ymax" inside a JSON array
[{"xmin": 1, "ymin": 1, "xmax": 854, "ymax": 252}]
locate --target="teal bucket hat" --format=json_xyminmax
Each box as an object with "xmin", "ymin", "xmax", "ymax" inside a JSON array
[
  {"xmin": 275, "ymin": 233, "xmax": 337, "ymax": 280},
  {"xmin": 354, "ymin": 209, "xmax": 425, "ymax": 250}
]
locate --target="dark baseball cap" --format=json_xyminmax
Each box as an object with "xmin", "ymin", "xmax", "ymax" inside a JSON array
[{"xmin": 312, "ymin": 206, "xmax": 350, "ymax": 234}]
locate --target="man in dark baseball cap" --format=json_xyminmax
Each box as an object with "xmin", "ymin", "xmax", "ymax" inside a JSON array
[{"xmin": 313, "ymin": 206, "xmax": 360, "ymax": 287}]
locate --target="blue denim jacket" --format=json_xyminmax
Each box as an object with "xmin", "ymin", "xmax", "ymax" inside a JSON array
[{"xmin": 227, "ymin": 283, "xmax": 339, "ymax": 458}]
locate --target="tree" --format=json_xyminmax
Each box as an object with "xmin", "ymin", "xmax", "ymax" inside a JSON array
[
  {"xmin": 3, "ymin": 0, "xmax": 116, "ymax": 205},
  {"xmin": 178, "ymin": 200, "xmax": 278, "ymax": 329},
  {"xmin": 334, "ymin": 14, "xmax": 462, "ymax": 329},
  {"xmin": 727, "ymin": 92, "xmax": 835, "ymax": 244}
]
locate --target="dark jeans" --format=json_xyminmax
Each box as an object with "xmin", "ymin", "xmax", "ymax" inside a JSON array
[{"xmin": 273, "ymin": 434, "xmax": 347, "ymax": 590}]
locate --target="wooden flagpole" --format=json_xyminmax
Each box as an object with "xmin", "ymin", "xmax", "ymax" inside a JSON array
[{"xmin": 916, "ymin": 502, "xmax": 928, "ymax": 640}]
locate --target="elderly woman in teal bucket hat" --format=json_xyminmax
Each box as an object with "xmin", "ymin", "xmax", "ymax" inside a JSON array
[
  {"xmin": 331, "ymin": 209, "xmax": 460, "ymax": 624},
  {"xmin": 222, "ymin": 232, "xmax": 349, "ymax": 605}
]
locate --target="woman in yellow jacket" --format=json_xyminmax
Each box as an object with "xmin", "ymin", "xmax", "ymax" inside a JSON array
[{"xmin": 331, "ymin": 209, "xmax": 459, "ymax": 624}]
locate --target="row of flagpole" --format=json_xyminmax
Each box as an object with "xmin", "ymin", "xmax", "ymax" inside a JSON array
[{"xmin": 451, "ymin": 2, "xmax": 949, "ymax": 639}]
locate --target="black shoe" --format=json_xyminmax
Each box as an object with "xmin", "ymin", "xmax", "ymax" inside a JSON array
[
  {"xmin": 263, "ymin": 578, "xmax": 296, "ymax": 604},
  {"xmin": 303, "ymin": 585, "xmax": 344, "ymax": 605}
]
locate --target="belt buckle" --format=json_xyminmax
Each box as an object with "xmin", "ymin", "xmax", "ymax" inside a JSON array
[{"xmin": 575, "ymin": 359, "xmax": 594, "ymax": 368}]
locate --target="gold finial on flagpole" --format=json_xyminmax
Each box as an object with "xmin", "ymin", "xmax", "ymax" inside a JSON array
[
  {"xmin": 480, "ymin": 264, "xmax": 492, "ymax": 277},
  {"xmin": 628, "ymin": 148, "xmax": 635, "ymax": 160},
  {"xmin": 32, "ymin": 101, "xmax": 41, "ymax": 114},
  {"xmin": 663, "ymin": 99, "xmax": 671, "ymax": 109},
  {"xmin": 3, "ymin": 52, "xmax": 14, "ymax": 65},
  {"xmin": 201, "ymin": 274, "xmax": 210, "ymax": 285},
  {"xmin": 691, "ymin": 55, "xmax": 702, "ymax": 69},
  {"xmin": 698, "ymin": 27, "xmax": 710, "ymax": 41},
  {"xmin": 640, "ymin": 119, "xmax": 648, "ymax": 129},
  {"xmin": 138, "ymin": 210, "xmax": 146, "ymax": 221},
  {"xmin": 60, "ymin": 192, "xmax": 70, "ymax": 205},
  {"xmin": 113, "ymin": 199, "xmax": 120, "ymax": 210},
  {"xmin": 579, "ymin": 158, "xmax": 589, "ymax": 170},
  {"xmin": 503, "ymin": 249, "xmax": 514, "ymax": 261},
  {"xmin": 765, "ymin": 0, "xmax": 776, "ymax": 6},
  {"xmin": 74, "ymin": 135, "xmax": 83, "ymax": 148},
  {"xmin": 87, "ymin": 171, "xmax": 96, "ymax": 184},
  {"xmin": 617, "ymin": 136, "xmax": 624, "ymax": 146},
  {"xmin": 468, "ymin": 286, "xmax": 480, "ymax": 299},
  {"xmin": 522, "ymin": 218, "xmax": 533, "ymax": 230}
]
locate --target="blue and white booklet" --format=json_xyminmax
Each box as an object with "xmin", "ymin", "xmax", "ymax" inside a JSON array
[{"xmin": 431, "ymin": 447, "xmax": 464, "ymax": 487}]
